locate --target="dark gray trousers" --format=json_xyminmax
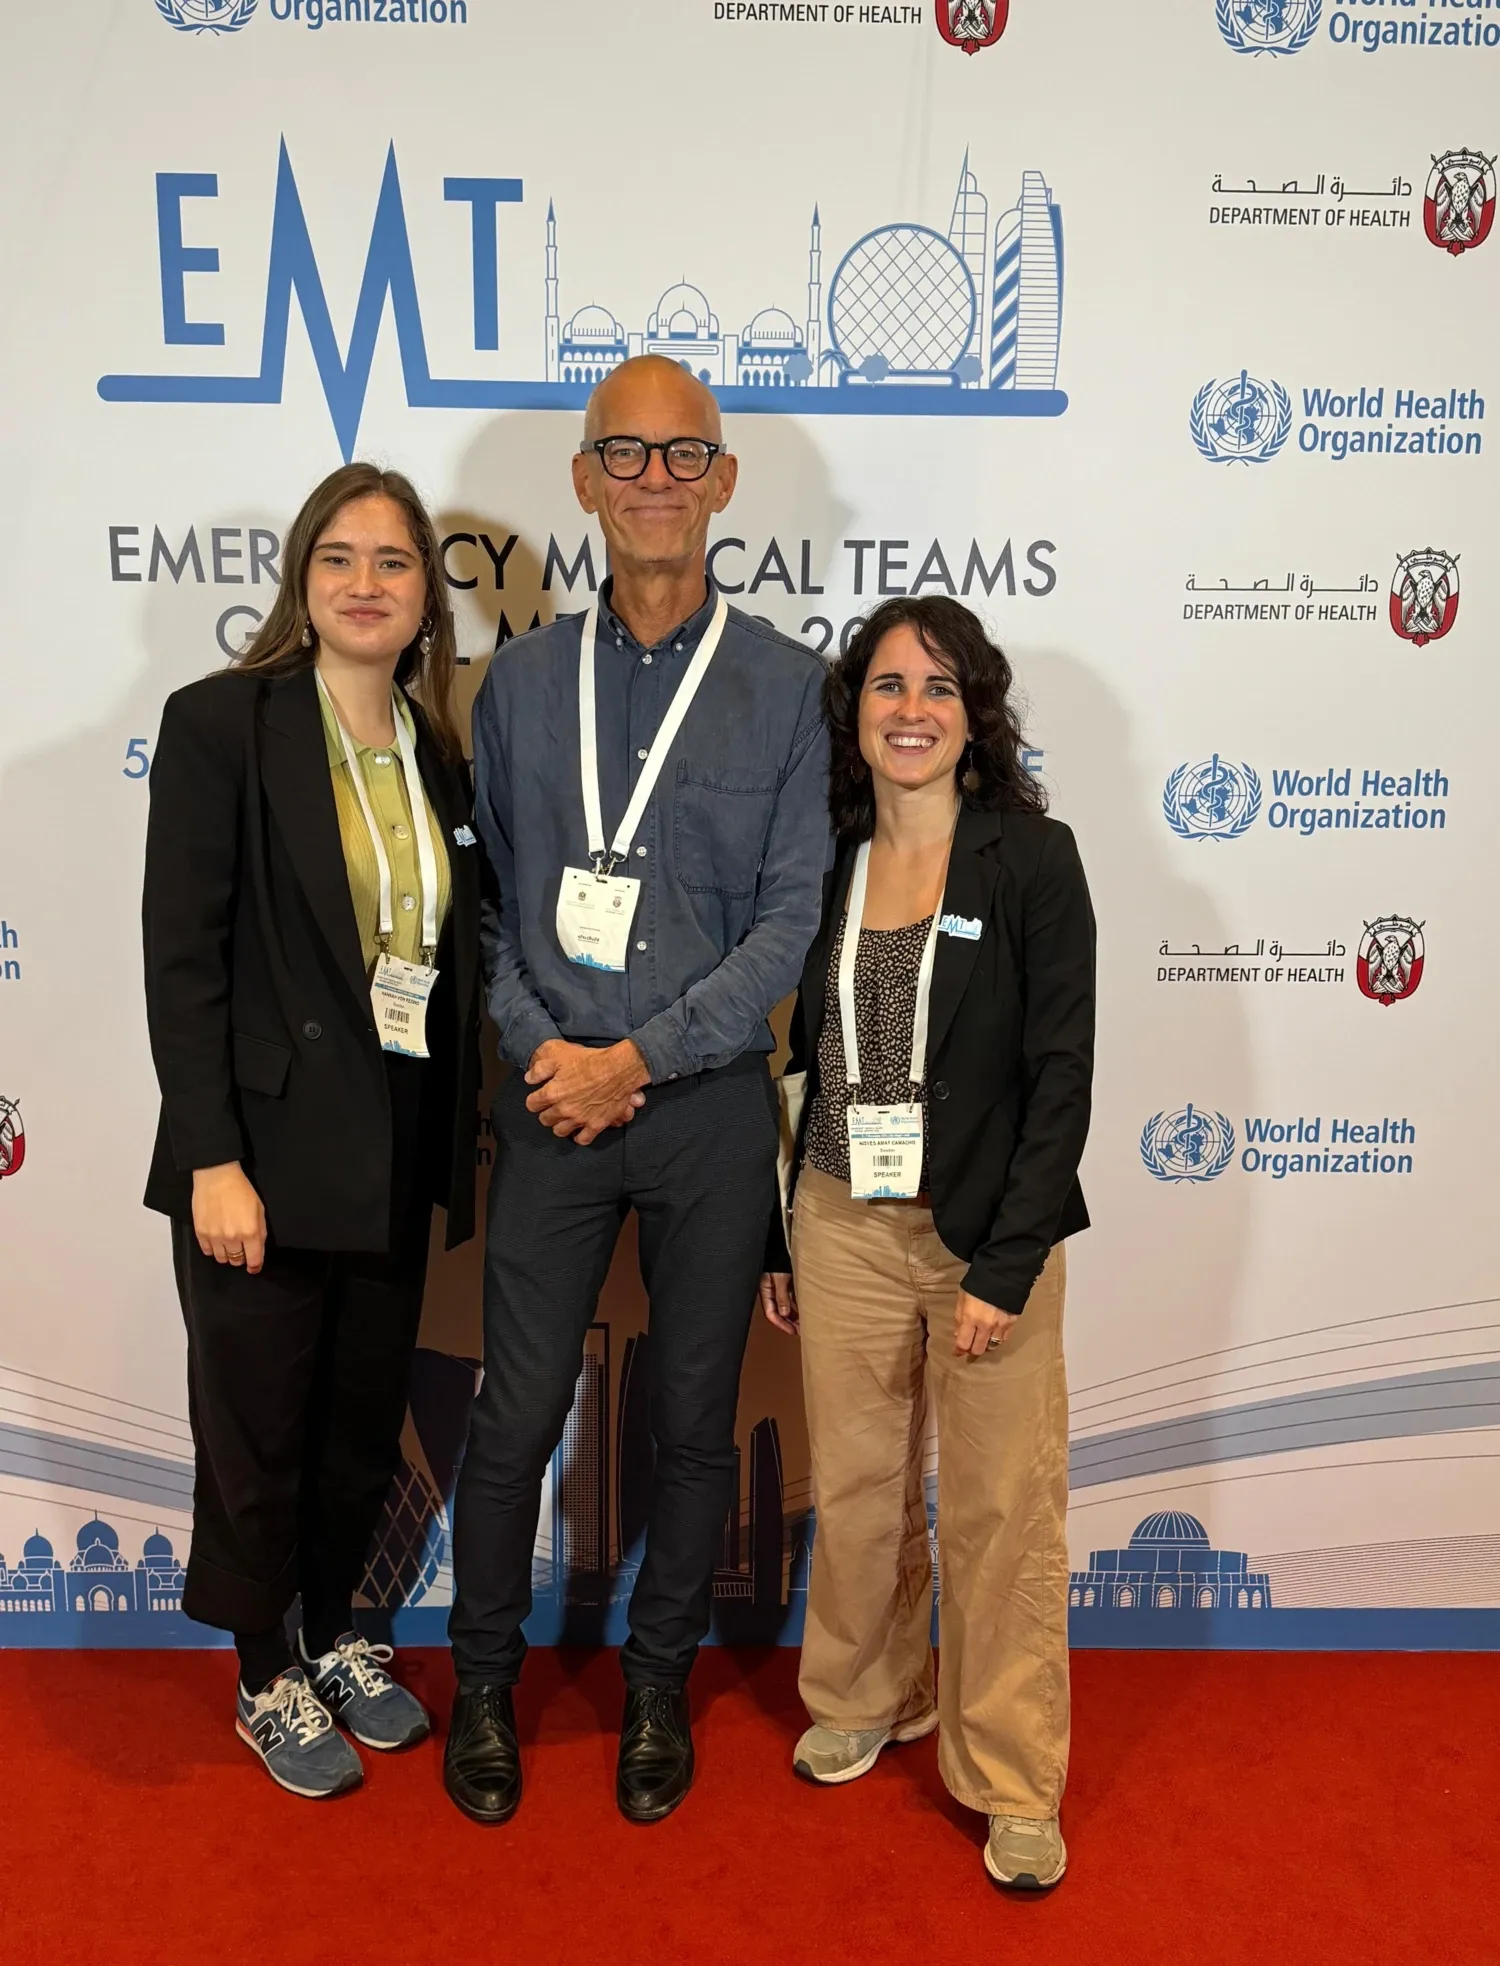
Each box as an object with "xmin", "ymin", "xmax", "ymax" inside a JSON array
[{"xmin": 448, "ymin": 1053, "xmax": 778, "ymax": 1688}]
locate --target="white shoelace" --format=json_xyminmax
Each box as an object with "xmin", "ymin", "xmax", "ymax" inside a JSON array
[
  {"xmin": 326, "ymin": 1634, "xmax": 396, "ymax": 1699},
  {"xmin": 257, "ymin": 1673, "xmax": 334, "ymax": 1746}
]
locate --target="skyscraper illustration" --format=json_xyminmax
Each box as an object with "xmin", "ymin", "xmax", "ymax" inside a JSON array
[
  {"xmin": 947, "ymin": 150, "xmax": 990, "ymax": 386},
  {"xmin": 362, "ymin": 1347, "xmax": 479, "ymax": 1611},
  {"xmin": 805, "ymin": 205, "xmax": 824, "ymax": 380},
  {"xmin": 551, "ymin": 1324, "xmax": 609, "ymax": 1593},
  {"xmin": 749, "ymin": 1418, "xmax": 785, "ymax": 1613},
  {"xmin": 616, "ymin": 1333, "xmax": 653, "ymax": 1568},
  {"xmin": 990, "ymin": 169, "xmax": 1063, "ymax": 391}
]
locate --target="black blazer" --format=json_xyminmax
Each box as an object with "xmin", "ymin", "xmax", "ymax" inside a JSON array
[
  {"xmin": 771, "ymin": 804, "xmax": 1095, "ymax": 1313},
  {"xmin": 142, "ymin": 666, "xmax": 481, "ymax": 1251}
]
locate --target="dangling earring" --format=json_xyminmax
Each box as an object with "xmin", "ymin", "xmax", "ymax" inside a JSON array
[
  {"xmin": 418, "ymin": 618, "xmax": 434, "ymax": 658},
  {"xmin": 961, "ymin": 745, "xmax": 981, "ymax": 797},
  {"xmin": 300, "ymin": 623, "xmax": 313, "ymax": 649}
]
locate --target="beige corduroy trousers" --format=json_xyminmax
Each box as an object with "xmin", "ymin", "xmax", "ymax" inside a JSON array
[{"xmin": 791, "ymin": 1164, "xmax": 1070, "ymax": 1817}]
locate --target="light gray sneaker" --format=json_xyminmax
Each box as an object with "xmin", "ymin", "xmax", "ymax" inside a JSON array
[
  {"xmin": 792, "ymin": 1710, "xmax": 938, "ymax": 1786},
  {"xmin": 297, "ymin": 1629, "xmax": 430, "ymax": 1751},
  {"xmin": 985, "ymin": 1815, "xmax": 1067, "ymax": 1890}
]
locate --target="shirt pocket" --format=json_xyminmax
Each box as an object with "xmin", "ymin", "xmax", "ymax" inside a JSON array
[{"xmin": 672, "ymin": 763, "xmax": 779, "ymax": 899}]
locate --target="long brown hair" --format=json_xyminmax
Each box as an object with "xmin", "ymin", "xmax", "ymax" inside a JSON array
[
  {"xmin": 824, "ymin": 596, "xmax": 1048, "ymax": 841},
  {"xmin": 235, "ymin": 462, "xmax": 463, "ymax": 759}
]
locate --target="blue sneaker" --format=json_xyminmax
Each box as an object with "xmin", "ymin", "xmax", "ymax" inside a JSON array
[
  {"xmin": 297, "ymin": 1630, "xmax": 430, "ymax": 1750},
  {"xmin": 235, "ymin": 1668, "xmax": 364, "ymax": 1799}
]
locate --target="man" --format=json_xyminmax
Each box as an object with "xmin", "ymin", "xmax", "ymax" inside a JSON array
[{"xmin": 446, "ymin": 356, "xmax": 830, "ymax": 1825}]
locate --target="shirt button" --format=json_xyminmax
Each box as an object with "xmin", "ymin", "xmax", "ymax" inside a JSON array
[
  {"xmin": 302, "ymin": 1020, "xmax": 322, "ymax": 1041},
  {"xmin": 636, "ymin": 845, "xmax": 647, "ymax": 858},
  {"xmin": 392, "ymin": 823, "xmax": 410, "ymax": 841},
  {"xmin": 636, "ymin": 748, "xmax": 648, "ymax": 761},
  {"xmin": 372, "ymin": 752, "xmax": 393, "ymax": 767},
  {"xmin": 636, "ymin": 940, "xmax": 648, "ymax": 952},
  {"xmin": 674, "ymin": 643, "xmax": 683, "ymax": 653},
  {"xmin": 401, "ymin": 894, "xmax": 416, "ymax": 912},
  {"xmin": 641, "ymin": 653, "xmax": 653, "ymax": 665},
  {"xmin": 932, "ymin": 1081, "xmax": 950, "ymax": 1101}
]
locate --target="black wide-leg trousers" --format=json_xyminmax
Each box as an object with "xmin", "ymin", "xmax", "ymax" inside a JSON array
[
  {"xmin": 171, "ymin": 1053, "xmax": 433, "ymax": 1635},
  {"xmin": 448, "ymin": 1054, "xmax": 779, "ymax": 1690}
]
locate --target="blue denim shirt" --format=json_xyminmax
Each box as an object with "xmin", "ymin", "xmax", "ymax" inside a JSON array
[{"xmin": 472, "ymin": 579, "xmax": 831, "ymax": 1083}]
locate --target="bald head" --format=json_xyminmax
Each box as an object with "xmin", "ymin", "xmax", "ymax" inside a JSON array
[{"xmin": 583, "ymin": 354, "xmax": 724, "ymax": 445}]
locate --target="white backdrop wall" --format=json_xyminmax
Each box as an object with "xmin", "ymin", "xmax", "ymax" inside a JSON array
[{"xmin": 2, "ymin": 0, "xmax": 1498, "ymax": 1648}]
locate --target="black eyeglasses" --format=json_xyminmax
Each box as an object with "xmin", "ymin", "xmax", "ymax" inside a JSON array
[{"xmin": 579, "ymin": 436, "xmax": 724, "ymax": 482}]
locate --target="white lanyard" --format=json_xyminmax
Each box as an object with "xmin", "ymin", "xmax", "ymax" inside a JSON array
[
  {"xmin": 837, "ymin": 838, "xmax": 945, "ymax": 1095},
  {"xmin": 317, "ymin": 673, "xmax": 441, "ymax": 959},
  {"xmin": 578, "ymin": 592, "xmax": 729, "ymax": 872}
]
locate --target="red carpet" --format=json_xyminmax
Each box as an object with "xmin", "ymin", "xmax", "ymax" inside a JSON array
[{"xmin": 3, "ymin": 1646, "xmax": 1495, "ymax": 1966}]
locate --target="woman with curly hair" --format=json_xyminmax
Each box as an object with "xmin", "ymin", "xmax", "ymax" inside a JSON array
[{"xmin": 760, "ymin": 596, "xmax": 1095, "ymax": 1890}]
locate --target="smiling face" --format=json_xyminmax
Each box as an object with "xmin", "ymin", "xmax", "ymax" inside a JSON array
[
  {"xmin": 571, "ymin": 356, "xmax": 737, "ymax": 577},
  {"xmin": 857, "ymin": 622, "xmax": 972, "ymax": 797},
  {"xmin": 304, "ymin": 494, "xmax": 428, "ymax": 667}
]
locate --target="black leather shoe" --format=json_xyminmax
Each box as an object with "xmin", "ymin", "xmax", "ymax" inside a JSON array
[
  {"xmin": 616, "ymin": 1684, "xmax": 694, "ymax": 1823},
  {"xmin": 444, "ymin": 1684, "xmax": 522, "ymax": 1824}
]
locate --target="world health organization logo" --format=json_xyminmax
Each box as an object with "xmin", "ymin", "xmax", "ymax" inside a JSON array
[
  {"xmin": 1215, "ymin": 0, "xmax": 1320, "ymax": 54},
  {"xmin": 1190, "ymin": 371, "xmax": 1292, "ymax": 464},
  {"xmin": 154, "ymin": 0, "xmax": 257, "ymax": 31},
  {"xmin": 1140, "ymin": 1106, "xmax": 1236, "ymax": 1183},
  {"xmin": 1162, "ymin": 756, "xmax": 1262, "ymax": 841}
]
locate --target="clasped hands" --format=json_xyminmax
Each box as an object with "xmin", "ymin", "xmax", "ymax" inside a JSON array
[
  {"xmin": 525, "ymin": 1037, "xmax": 650, "ymax": 1144},
  {"xmin": 759, "ymin": 1273, "xmax": 1020, "ymax": 1357}
]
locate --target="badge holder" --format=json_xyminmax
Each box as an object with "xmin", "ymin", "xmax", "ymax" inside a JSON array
[
  {"xmin": 318, "ymin": 673, "xmax": 442, "ymax": 1058},
  {"xmin": 557, "ymin": 594, "xmax": 728, "ymax": 973},
  {"xmin": 838, "ymin": 836, "xmax": 946, "ymax": 1202}
]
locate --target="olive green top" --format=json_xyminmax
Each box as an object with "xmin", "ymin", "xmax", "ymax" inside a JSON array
[{"xmin": 319, "ymin": 689, "xmax": 453, "ymax": 973}]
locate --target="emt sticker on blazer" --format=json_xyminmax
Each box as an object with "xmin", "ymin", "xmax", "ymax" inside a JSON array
[{"xmin": 939, "ymin": 912, "xmax": 983, "ymax": 940}]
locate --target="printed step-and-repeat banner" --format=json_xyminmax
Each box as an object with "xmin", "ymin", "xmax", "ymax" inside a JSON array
[{"xmin": 2, "ymin": 0, "xmax": 1497, "ymax": 1650}]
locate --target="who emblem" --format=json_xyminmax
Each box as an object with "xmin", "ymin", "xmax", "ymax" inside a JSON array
[
  {"xmin": 1389, "ymin": 549, "xmax": 1459, "ymax": 647},
  {"xmin": 1424, "ymin": 150, "xmax": 1496, "ymax": 256},
  {"xmin": 0, "ymin": 1096, "xmax": 23, "ymax": 1180},
  {"xmin": 1356, "ymin": 917, "xmax": 1425, "ymax": 1009},
  {"xmin": 936, "ymin": 0, "xmax": 1009, "ymax": 53},
  {"xmin": 1190, "ymin": 371, "xmax": 1292, "ymax": 464},
  {"xmin": 1215, "ymin": 0, "xmax": 1320, "ymax": 53},
  {"xmin": 155, "ymin": 0, "xmax": 258, "ymax": 31},
  {"xmin": 1163, "ymin": 756, "xmax": 1262, "ymax": 841},
  {"xmin": 1141, "ymin": 1106, "xmax": 1236, "ymax": 1184}
]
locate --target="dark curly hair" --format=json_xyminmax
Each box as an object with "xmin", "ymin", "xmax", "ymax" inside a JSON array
[{"xmin": 824, "ymin": 596, "xmax": 1047, "ymax": 840}]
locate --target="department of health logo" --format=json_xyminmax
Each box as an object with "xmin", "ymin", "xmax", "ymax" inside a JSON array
[
  {"xmin": 155, "ymin": 0, "xmax": 257, "ymax": 30},
  {"xmin": 0, "ymin": 1096, "xmax": 23, "ymax": 1180},
  {"xmin": 1356, "ymin": 916, "xmax": 1425, "ymax": 1007},
  {"xmin": 1424, "ymin": 150, "xmax": 1496, "ymax": 256},
  {"xmin": 1140, "ymin": 1106, "xmax": 1236, "ymax": 1183},
  {"xmin": 936, "ymin": 0, "xmax": 1008, "ymax": 54},
  {"xmin": 1163, "ymin": 756, "xmax": 1262, "ymax": 840},
  {"xmin": 1389, "ymin": 549, "xmax": 1460, "ymax": 646},
  {"xmin": 1215, "ymin": 0, "xmax": 1319, "ymax": 54},
  {"xmin": 1190, "ymin": 371, "xmax": 1292, "ymax": 463}
]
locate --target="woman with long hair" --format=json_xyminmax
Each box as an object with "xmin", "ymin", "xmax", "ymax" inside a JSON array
[
  {"xmin": 143, "ymin": 462, "xmax": 480, "ymax": 1797},
  {"xmin": 761, "ymin": 596, "xmax": 1095, "ymax": 1889}
]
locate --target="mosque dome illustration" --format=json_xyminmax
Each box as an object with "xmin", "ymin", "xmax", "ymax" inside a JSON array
[
  {"xmin": 828, "ymin": 224, "xmax": 976, "ymax": 381},
  {"xmin": 564, "ymin": 303, "xmax": 624, "ymax": 344},
  {"xmin": 1130, "ymin": 1510, "xmax": 1211, "ymax": 1547},
  {"xmin": 142, "ymin": 1530, "xmax": 175, "ymax": 1562},
  {"xmin": 1069, "ymin": 1509, "xmax": 1272, "ymax": 1612},
  {"xmin": 648, "ymin": 282, "xmax": 719, "ymax": 341},
  {"xmin": 22, "ymin": 1531, "xmax": 55, "ymax": 1565},
  {"xmin": 742, "ymin": 307, "xmax": 801, "ymax": 347},
  {"xmin": 75, "ymin": 1518, "xmax": 124, "ymax": 1567}
]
